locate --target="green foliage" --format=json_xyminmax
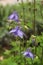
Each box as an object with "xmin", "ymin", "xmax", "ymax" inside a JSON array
[{"xmin": 0, "ymin": 56, "xmax": 17, "ymax": 65}]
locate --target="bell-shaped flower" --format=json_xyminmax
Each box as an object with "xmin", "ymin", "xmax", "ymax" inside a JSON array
[
  {"xmin": 9, "ymin": 26, "xmax": 25, "ymax": 38},
  {"xmin": 21, "ymin": 48, "xmax": 35, "ymax": 59},
  {"xmin": 8, "ymin": 11, "xmax": 19, "ymax": 22}
]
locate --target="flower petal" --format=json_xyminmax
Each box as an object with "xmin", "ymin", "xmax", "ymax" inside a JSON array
[{"xmin": 17, "ymin": 30, "xmax": 24, "ymax": 38}]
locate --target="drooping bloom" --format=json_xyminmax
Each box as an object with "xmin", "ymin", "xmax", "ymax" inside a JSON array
[
  {"xmin": 9, "ymin": 26, "xmax": 25, "ymax": 38},
  {"xmin": 8, "ymin": 11, "xmax": 19, "ymax": 22},
  {"xmin": 22, "ymin": 48, "xmax": 34, "ymax": 59}
]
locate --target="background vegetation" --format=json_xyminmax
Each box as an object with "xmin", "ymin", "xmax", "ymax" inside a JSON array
[{"xmin": 0, "ymin": 1, "xmax": 43, "ymax": 65}]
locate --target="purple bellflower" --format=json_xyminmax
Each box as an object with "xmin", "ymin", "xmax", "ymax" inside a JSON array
[
  {"xmin": 8, "ymin": 11, "xmax": 19, "ymax": 22},
  {"xmin": 9, "ymin": 26, "xmax": 25, "ymax": 38},
  {"xmin": 22, "ymin": 48, "xmax": 34, "ymax": 59}
]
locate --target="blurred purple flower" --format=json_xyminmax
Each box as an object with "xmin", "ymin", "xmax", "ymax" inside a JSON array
[
  {"xmin": 8, "ymin": 11, "xmax": 19, "ymax": 22},
  {"xmin": 9, "ymin": 26, "xmax": 25, "ymax": 38},
  {"xmin": 22, "ymin": 48, "xmax": 34, "ymax": 59}
]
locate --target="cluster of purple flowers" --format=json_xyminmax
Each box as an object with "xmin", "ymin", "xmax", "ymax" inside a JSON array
[
  {"xmin": 8, "ymin": 11, "xmax": 35, "ymax": 59},
  {"xmin": 8, "ymin": 11, "xmax": 26, "ymax": 39}
]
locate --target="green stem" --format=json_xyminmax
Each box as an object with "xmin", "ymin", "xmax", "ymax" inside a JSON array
[
  {"xmin": 41, "ymin": 46, "xmax": 43, "ymax": 64},
  {"xmin": 33, "ymin": 0, "xmax": 36, "ymax": 35},
  {"xmin": 40, "ymin": 4, "xmax": 43, "ymax": 19},
  {"xmin": 21, "ymin": 0, "xmax": 25, "ymax": 25}
]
